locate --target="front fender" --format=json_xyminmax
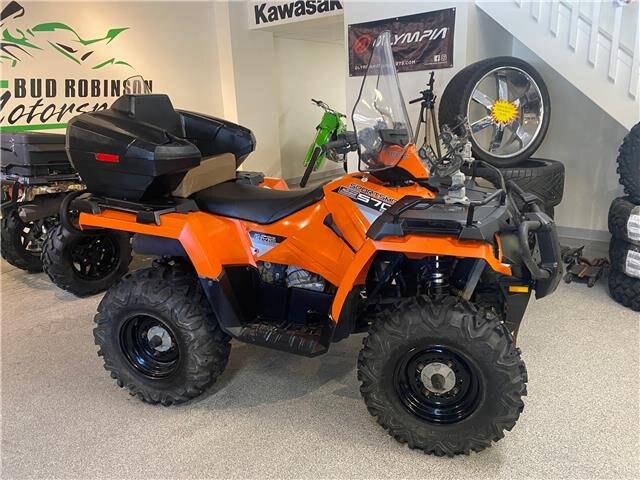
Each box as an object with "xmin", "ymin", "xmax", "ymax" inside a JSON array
[{"xmin": 330, "ymin": 235, "xmax": 512, "ymax": 321}]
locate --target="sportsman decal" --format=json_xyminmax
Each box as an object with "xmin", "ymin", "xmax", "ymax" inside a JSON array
[
  {"xmin": 335, "ymin": 183, "xmax": 397, "ymax": 223},
  {"xmin": 249, "ymin": 231, "xmax": 285, "ymax": 257}
]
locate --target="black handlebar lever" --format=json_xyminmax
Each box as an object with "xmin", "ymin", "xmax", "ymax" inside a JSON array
[{"xmin": 323, "ymin": 132, "xmax": 358, "ymax": 155}]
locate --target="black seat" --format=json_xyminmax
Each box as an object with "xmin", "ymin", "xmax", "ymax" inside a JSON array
[{"xmin": 192, "ymin": 181, "xmax": 324, "ymax": 224}]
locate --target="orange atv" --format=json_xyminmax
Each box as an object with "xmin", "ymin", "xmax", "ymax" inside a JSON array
[{"xmin": 60, "ymin": 33, "xmax": 561, "ymax": 456}]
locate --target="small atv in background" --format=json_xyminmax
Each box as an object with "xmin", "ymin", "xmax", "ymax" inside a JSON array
[
  {"xmin": 1, "ymin": 132, "xmax": 131, "ymax": 296},
  {"xmin": 60, "ymin": 32, "xmax": 562, "ymax": 457}
]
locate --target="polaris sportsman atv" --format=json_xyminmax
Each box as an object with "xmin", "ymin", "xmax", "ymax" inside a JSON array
[{"xmin": 62, "ymin": 33, "xmax": 561, "ymax": 456}]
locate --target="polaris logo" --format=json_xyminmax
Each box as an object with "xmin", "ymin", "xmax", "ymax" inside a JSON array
[{"xmin": 252, "ymin": 1, "xmax": 343, "ymax": 27}]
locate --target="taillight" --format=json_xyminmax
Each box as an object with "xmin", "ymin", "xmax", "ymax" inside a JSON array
[{"xmin": 95, "ymin": 152, "xmax": 120, "ymax": 163}]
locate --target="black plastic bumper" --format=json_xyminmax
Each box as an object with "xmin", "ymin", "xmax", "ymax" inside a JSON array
[{"xmin": 517, "ymin": 211, "xmax": 563, "ymax": 298}]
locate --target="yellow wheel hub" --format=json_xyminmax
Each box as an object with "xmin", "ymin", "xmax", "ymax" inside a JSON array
[{"xmin": 490, "ymin": 100, "xmax": 518, "ymax": 125}]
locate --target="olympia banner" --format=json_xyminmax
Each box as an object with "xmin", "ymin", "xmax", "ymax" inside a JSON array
[{"xmin": 348, "ymin": 8, "xmax": 455, "ymax": 77}]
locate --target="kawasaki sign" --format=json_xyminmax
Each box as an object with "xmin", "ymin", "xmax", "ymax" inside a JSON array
[{"xmin": 249, "ymin": 0, "xmax": 343, "ymax": 29}]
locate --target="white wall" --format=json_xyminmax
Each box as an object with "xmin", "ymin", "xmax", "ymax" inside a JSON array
[
  {"xmin": 274, "ymin": 36, "xmax": 346, "ymax": 180},
  {"xmin": 512, "ymin": 40, "xmax": 629, "ymax": 237},
  {"xmin": 227, "ymin": 1, "xmax": 282, "ymax": 176}
]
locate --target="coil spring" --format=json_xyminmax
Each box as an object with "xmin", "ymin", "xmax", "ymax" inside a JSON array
[{"xmin": 422, "ymin": 255, "xmax": 455, "ymax": 298}]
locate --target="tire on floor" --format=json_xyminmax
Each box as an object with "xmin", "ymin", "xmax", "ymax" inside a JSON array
[
  {"xmin": 357, "ymin": 295, "xmax": 527, "ymax": 456},
  {"xmin": 608, "ymin": 197, "xmax": 640, "ymax": 246},
  {"xmin": 0, "ymin": 209, "xmax": 49, "ymax": 272},
  {"xmin": 616, "ymin": 123, "xmax": 640, "ymax": 202},
  {"xmin": 609, "ymin": 238, "xmax": 640, "ymax": 280},
  {"xmin": 94, "ymin": 261, "xmax": 231, "ymax": 405},
  {"xmin": 608, "ymin": 268, "xmax": 640, "ymax": 312},
  {"xmin": 42, "ymin": 223, "xmax": 132, "ymax": 297}
]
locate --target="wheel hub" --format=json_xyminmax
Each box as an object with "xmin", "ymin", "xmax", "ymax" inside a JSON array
[
  {"xmin": 120, "ymin": 314, "xmax": 180, "ymax": 378},
  {"xmin": 147, "ymin": 325, "xmax": 173, "ymax": 352},
  {"xmin": 420, "ymin": 361, "xmax": 456, "ymax": 395},
  {"xmin": 394, "ymin": 346, "xmax": 481, "ymax": 424},
  {"xmin": 490, "ymin": 99, "xmax": 518, "ymax": 125}
]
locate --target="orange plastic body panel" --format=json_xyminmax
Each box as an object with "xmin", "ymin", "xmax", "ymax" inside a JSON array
[{"xmin": 78, "ymin": 148, "xmax": 512, "ymax": 323}]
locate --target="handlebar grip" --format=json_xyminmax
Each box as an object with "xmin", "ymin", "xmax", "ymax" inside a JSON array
[
  {"xmin": 409, "ymin": 97, "xmax": 421, "ymax": 104},
  {"xmin": 323, "ymin": 139, "xmax": 349, "ymax": 152},
  {"xmin": 324, "ymin": 132, "xmax": 358, "ymax": 154}
]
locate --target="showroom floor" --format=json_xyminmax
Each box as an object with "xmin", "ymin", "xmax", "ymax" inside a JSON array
[{"xmin": 1, "ymin": 258, "xmax": 638, "ymax": 480}]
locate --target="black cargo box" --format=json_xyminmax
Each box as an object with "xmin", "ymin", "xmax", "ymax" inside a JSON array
[
  {"xmin": 179, "ymin": 110, "xmax": 255, "ymax": 166},
  {"xmin": 67, "ymin": 94, "xmax": 256, "ymax": 201},
  {"xmin": 1, "ymin": 132, "xmax": 78, "ymax": 185}
]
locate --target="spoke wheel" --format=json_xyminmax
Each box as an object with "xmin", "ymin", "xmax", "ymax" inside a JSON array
[
  {"xmin": 467, "ymin": 66, "xmax": 544, "ymax": 159},
  {"xmin": 439, "ymin": 56, "xmax": 550, "ymax": 167},
  {"xmin": 1, "ymin": 210, "xmax": 58, "ymax": 272},
  {"xmin": 394, "ymin": 346, "xmax": 481, "ymax": 424},
  {"xmin": 20, "ymin": 216, "xmax": 57, "ymax": 255},
  {"xmin": 42, "ymin": 224, "xmax": 132, "ymax": 297},
  {"xmin": 70, "ymin": 234, "xmax": 120, "ymax": 280},
  {"xmin": 120, "ymin": 314, "xmax": 181, "ymax": 379}
]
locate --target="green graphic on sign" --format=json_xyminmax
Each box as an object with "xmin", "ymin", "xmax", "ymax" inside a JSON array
[{"xmin": 1, "ymin": 1, "xmax": 132, "ymax": 69}]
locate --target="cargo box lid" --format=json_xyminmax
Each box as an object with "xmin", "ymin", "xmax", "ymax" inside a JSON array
[{"xmin": 1, "ymin": 131, "xmax": 66, "ymax": 146}]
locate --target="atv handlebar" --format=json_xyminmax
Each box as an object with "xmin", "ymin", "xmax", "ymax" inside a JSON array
[
  {"xmin": 311, "ymin": 98, "xmax": 346, "ymax": 117},
  {"xmin": 323, "ymin": 132, "xmax": 358, "ymax": 155}
]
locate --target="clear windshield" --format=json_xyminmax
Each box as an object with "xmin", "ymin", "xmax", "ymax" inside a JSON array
[{"xmin": 352, "ymin": 31, "xmax": 413, "ymax": 171}]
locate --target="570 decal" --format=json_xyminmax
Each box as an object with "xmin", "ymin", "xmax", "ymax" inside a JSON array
[{"xmin": 335, "ymin": 183, "xmax": 396, "ymax": 214}]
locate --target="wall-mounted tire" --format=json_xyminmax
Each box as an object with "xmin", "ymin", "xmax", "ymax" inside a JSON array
[
  {"xmin": 609, "ymin": 238, "xmax": 640, "ymax": 280},
  {"xmin": 608, "ymin": 197, "xmax": 640, "ymax": 246},
  {"xmin": 616, "ymin": 123, "xmax": 640, "ymax": 202},
  {"xmin": 466, "ymin": 158, "xmax": 565, "ymax": 210},
  {"xmin": 42, "ymin": 223, "xmax": 132, "ymax": 297},
  {"xmin": 608, "ymin": 268, "xmax": 640, "ymax": 312},
  {"xmin": 439, "ymin": 56, "xmax": 551, "ymax": 167}
]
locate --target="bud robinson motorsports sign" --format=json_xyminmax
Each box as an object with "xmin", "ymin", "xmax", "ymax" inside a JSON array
[
  {"xmin": 0, "ymin": 1, "xmax": 151, "ymax": 132},
  {"xmin": 348, "ymin": 8, "xmax": 455, "ymax": 77}
]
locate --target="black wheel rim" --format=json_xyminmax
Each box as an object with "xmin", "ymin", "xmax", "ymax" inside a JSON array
[
  {"xmin": 70, "ymin": 234, "xmax": 119, "ymax": 280},
  {"xmin": 19, "ymin": 216, "xmax": 56, "ymax": 256},
  {"xmin": 120, "ymin": 314, "xmax": 180, "ymax": 378},
  {"xmin": 393, "ymin": 346, "xmax": 481, "ymax": 424}
]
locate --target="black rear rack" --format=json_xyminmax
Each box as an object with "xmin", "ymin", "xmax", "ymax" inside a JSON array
[{"xmin": 71, "ymin": 192, "xmax": 199, "ymax": 225}]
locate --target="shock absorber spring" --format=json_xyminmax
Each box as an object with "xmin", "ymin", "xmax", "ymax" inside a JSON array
[{"xmin": 422, "ymin": 256, "xmax": 455, "ymax": 298}]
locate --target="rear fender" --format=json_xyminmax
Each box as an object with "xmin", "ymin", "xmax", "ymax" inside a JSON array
[
  {"xmin": 78, "ymin": 210, "xmax": 253, "ymax": 279},
  {"xmin": 330, "ymin": 235, "xmax": 512, "ymax": 320}
]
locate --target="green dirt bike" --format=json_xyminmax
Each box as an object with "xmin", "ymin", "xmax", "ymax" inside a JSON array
[{"xmin": 299, "ymin": 99, "xmax": 347, "ymax": 188}]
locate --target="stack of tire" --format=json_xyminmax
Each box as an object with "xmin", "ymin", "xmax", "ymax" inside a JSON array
[
  {"xmin": 438, "ymin": 57, "xmax": 564, "ymax": 217},
  {"xmin": 608, "ymin": 123, "xmax": 640, "ymax": 312}
]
